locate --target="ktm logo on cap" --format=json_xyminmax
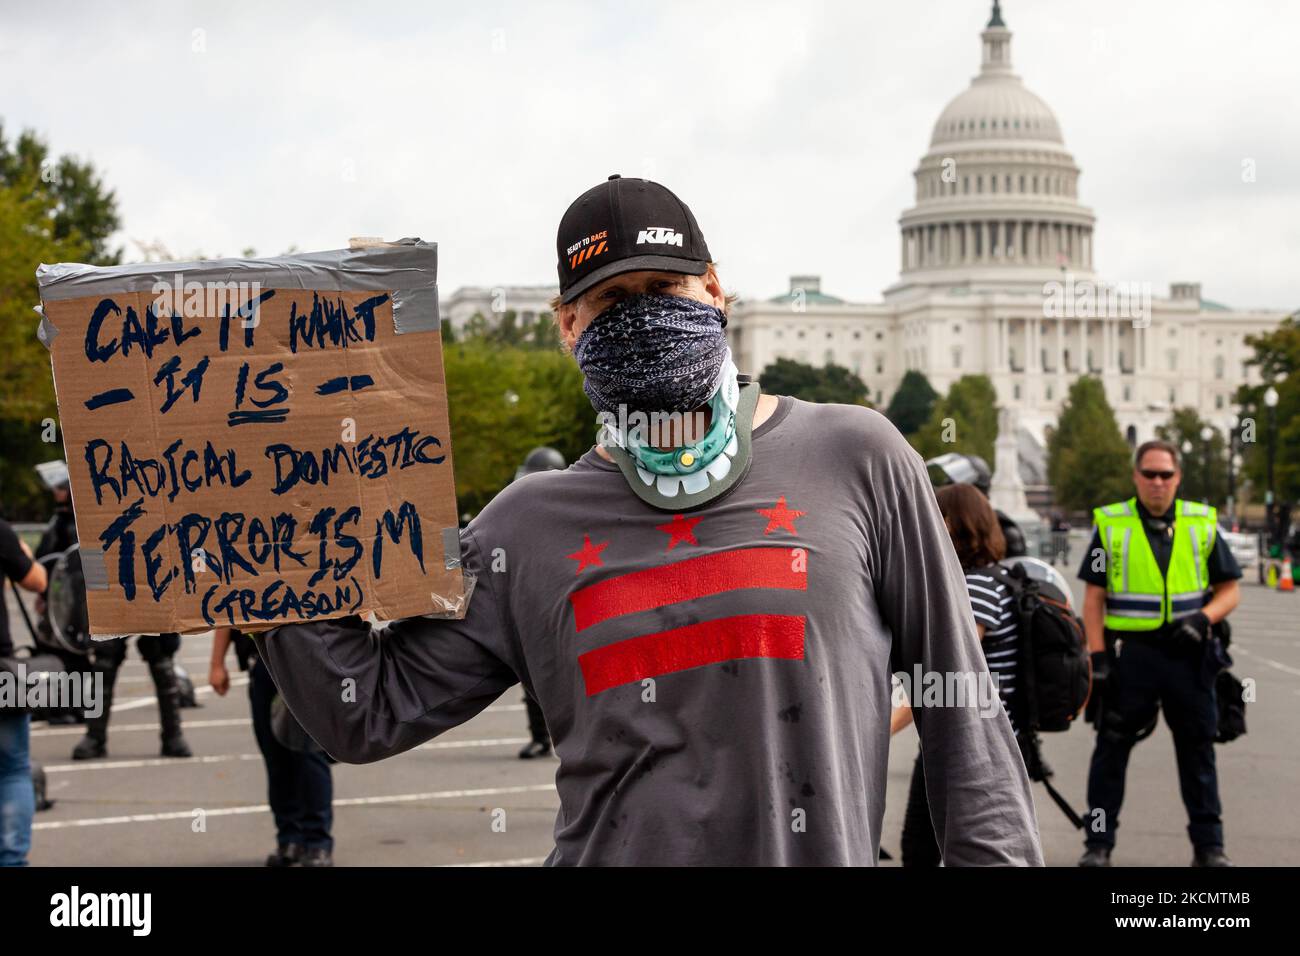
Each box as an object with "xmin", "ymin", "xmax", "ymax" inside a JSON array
[{"xmin": 636, "ymin": 227, "xmax": 684, "ymax": 247}]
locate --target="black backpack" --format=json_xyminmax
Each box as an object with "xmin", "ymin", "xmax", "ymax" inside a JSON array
[{"xmin": 985, "ymin": 563, "xmax": 1090, "ymax": 733}]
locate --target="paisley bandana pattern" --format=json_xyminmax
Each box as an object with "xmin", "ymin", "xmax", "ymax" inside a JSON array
[{"xmin": 573, "ymin": 293, "xmax": 729, "ymax": 415}]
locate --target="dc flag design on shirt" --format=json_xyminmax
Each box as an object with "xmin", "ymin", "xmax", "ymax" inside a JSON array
[{"xmin": 568, "ymin": 498, "xmax": 809, "ymax": 695}]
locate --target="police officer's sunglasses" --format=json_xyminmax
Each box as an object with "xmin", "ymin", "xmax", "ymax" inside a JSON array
[{"xmin": 1138, "ymin": 469, "xmax": 1176, "ymax": 481}]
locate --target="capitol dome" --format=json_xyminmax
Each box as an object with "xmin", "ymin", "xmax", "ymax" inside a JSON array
[
  {"xmin": 930, "ymin": 81, "xmax": 1063, "ymax": 147},
  {"xmin": 891, "ymin": 1, "xmax": 1096, "ymax": 294}
]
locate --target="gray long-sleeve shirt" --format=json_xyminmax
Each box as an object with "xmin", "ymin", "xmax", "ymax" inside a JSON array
[{"xmin": 254, "ymin": 396, "xmax": 1043, "ymax": 865}]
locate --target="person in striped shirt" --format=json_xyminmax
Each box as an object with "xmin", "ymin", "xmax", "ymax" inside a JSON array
[{"xmin": 893, "ymin": 483, "xmax": 1021, "ymax": 866}]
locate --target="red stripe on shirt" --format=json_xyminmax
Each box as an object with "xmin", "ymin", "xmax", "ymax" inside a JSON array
[
  {"xmin": 579, "ymin": 613, "xmax": 806, "ymax": 695},
  {"xmin": 569, "ymin": 547, "xmax": 807, "ymax": 632}
]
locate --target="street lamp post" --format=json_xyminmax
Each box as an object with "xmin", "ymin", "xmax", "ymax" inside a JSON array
[
  {"xmin": 1265, "ymin": 386, "xmax": 1279, "ymax": 548},
  {"xmin": 1181, "ymin": 438, "xmax": 1194, "ymax": 498},
  {"xmin": 1200, "ymin": 425, "xmax": 1214, "ymax": 506}
]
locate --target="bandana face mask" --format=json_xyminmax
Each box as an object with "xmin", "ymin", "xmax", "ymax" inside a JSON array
[{"xmin": 572, "ymin": 292, "xmax": 729, "ymax": 416}]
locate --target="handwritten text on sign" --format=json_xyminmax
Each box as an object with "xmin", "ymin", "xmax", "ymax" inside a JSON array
[{"xmin": 43, "ymin": 283, "xmax": 461, "ymax": 635}]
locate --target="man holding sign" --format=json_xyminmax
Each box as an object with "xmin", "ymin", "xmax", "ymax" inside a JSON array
[{"xmin": 249, "ymin": 176, "xmax": 1043, "ymax": 866}]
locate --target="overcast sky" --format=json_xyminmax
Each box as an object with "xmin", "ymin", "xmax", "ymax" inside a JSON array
[{"xmin": 3, "ymin": 0, "xmax": 1296, "ymax": 310}]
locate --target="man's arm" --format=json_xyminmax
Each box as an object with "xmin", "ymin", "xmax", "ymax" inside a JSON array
[
  {"xmin": 251, "ymin": 527, "xmax": 520, "ymax": 764},
  {"xmin": 1202, "ymin": 580, "xmax": 1240, "ymax": 624},
  {"xmin": 209, "ymin": 627, "xmax": 233, "ymax": 696},
  {"xmin": 873, "ymin": 443, "xmax": 1043, "ymax": 866},
  {"xmin": 0, "ymin": 523, "xmax": 46, "ymax": 594},
  {"xmin": 1083, "ymin": 583, "xmax": 1107, "ymax": 653}
]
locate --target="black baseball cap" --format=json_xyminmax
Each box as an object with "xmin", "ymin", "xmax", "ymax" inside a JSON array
[{"xmin": 556, "ymin": 174, "xmax": 712, "ymax": 304}]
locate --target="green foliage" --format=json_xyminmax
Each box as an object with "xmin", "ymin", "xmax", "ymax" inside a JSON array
[
  {"xmin": 1046, "ymin": 376, "xmax": 1133, "ymax": 512},
  {"xmin": 1155, "ymin": 408, "xmax": 1228, "ymax": 505},
  {"xmin": 758, "ymin": 357, "xmax": 871, "ymax": 406},
  {"xmin": 0, "ymin": 125, "xmax": 122, "ymax": 266},
  {"xmin": 1234, "ymin": 316, "xmax": 1300, "ymax": 504},
  {"xmin": 1, "ymin": 124, "xmax": 121, "ymax": 517},
  {"xmin": 908, "ymin": 374, "xmax": 998, "ymax": 463},
  {"xmin": 443, "ymin": 339, "xmax": 591, "ymax": 518},
  {"xmin": 885, "ymin": 369, "xmax": 939, "ymax": 436},
  {"xmin": 459, "ymin": 309, "xmax": 561, "ymax": 352}
]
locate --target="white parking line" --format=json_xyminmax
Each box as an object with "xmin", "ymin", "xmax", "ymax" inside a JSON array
[
  {"xmin": 110, "ymin": 677, "xmax": 249, "ymax": 712},
  {"xmin": 45, "ymin": 753, "xmax": 264, "ymax": 773},
  {"xmin": 32, "ymin": 717, "xmax": 254, "ymax": 738},
  {"xmin": 442, "ymin": 857, "xmax": 548, "ymax": 867},
  {"xmin": 40, "ymin": 736, "xmax": 535, "ymax": 773},
  {"xmin": 32, "ymin": 783, "xmax": 558, "ymax": 830},
  {"xmin": 1233, "ymin": 646, "xmax": 1300, "ymax": 679}
]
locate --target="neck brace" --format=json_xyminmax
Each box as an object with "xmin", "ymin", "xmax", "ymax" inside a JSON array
[{"xmin": 598, "ymin": 360, "xmax": 761, "ymax": 511}]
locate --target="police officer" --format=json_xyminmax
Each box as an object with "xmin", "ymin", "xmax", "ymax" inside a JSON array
[
  {"xmin": 1078, "ymin": 439, "xmax": 1240, "ymax": 867},
  {"xmin": 925, "ymin": 452, "xmax": 1028, "ymax": 557},
  {"xmin": 512, "ymin": 447, "xmax": 565, "ymax": 759},
  {"xmin": 39, "ymin": 460, "xmax": 193, "ymax": 761},
  {"xmin": 71, "ymin": 633, "xmax": 192, "ymax": 760},
  {"xmin": 34, "ymin": 477, "xmax": 77, "ymax": 561}
]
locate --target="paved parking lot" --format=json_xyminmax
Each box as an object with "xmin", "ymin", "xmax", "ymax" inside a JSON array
[{"xmin": 9, "ymin": 553, "xmax": 1297, "ymax": 866}]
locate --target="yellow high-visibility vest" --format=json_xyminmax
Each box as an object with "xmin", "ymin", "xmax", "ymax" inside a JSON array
[{"xmin": 1092, "ymin": 498, "xmax": 1216, "ymax": 631}]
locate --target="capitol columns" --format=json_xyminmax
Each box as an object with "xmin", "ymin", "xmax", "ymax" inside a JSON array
[
  {"xmin": 1056, "ymin": 314, "xmax": 1065, "ymax": 374},
  {"xmin": 1079, "ymin": 311, "xmax": 1088, "ymax": 373}
]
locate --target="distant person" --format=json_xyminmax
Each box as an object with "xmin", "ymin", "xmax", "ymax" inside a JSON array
[
  {"xmin": 512, "ymin": 447, "xmax": 566, "ymax": 760},
  {"xmin": 210, "ymin": 627, "xmax": 335, "ymax": 866},
  {"xmin": 892, "ymin": 483, "xmax": 1024, "ymax": 865},
  {"xmin": 1078, "ymin": 440, "xmax": 1240, "ymax": 868},
  {"xmin": 1, "ymin": 516, "xmax": 50, "ymax": 866},
  {"xmin": 71, "ymin": 631, "xmax": 192, "ymax": 760}
]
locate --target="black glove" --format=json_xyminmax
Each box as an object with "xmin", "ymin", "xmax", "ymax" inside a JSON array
[
  {"xmin": 1176, "ymin": 611, "xmax": 1211, "ymax": 644},
  {"xmin": 1084, "ymin": 651, "xmax": 1110, "ymax": 725}
]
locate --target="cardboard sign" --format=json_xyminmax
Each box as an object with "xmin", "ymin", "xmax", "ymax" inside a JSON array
[{"xmin": 36, "ymin": 242, "xmax": 465, "ymax": 636}]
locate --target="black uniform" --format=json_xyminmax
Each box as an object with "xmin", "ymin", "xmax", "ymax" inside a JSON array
[
  {"xmin": 0, "ymin": 519, "xmax": 35, "ymax": 658},
  {"xmin": 232, "ymin": 632, "xmax": 334, "ymax": 854},
  {"xmin": 1078, "ymin": 500, "xmax": 1241, "ymax": 853}
]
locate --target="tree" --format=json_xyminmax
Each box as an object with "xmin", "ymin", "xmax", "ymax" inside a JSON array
[
  {"xmin": 443, "ymin": 339, "xmax": 591, "ymax": 518},
  {"xmin": 0, "ymin": 125, "xmax": 121, "ymax": 519},
  {"xmin": 908, "ymin": 374, "xmax": 998, "ymax": 464},
  {"xmin": 758, "ymin": 357, "xmax": 871, "ymax": 406},
  {"xmin": 529, "ymin": 312, "xmax": 561, "ymax": 350},
  {"xmin": 0, "ymin": 125, "xmax": 121, "ymax": 265},
  {"xmin": 1155, "ymin": 408, "xmax": 1228, "ymax": 505},
  {"xmin": 1047, "ymin": 376, "xmax": 1132, "ymax": 513},
  {"xmin": 885, "ymin": 370, "xmax": 938, "ymax": 436},
  {"xmin": 1235, "ymin": 316, "xmax": 1300, "ymax": 506}
]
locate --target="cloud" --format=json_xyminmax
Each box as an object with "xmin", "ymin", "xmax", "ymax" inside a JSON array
[{"xmin": 2, "ymin": 0, "xmax": 1295, "ymax": 309}]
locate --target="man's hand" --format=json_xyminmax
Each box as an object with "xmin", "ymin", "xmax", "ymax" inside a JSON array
[
  {"xmin": 209, "ymin": 661, "xmax": 230, "ymax": 696},
  {"xmin": 1084, "ymin": 650, "xmax": 1110, "ymax": 725},
  {"xmin": 1176, "ymin": 611, "xmax": 1211, "ymax": 643}
]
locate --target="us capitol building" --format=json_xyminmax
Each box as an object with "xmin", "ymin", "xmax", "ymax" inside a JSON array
[{"xmin": 445, "ymin": 3, "xmax": 1290, "ymax": 465}]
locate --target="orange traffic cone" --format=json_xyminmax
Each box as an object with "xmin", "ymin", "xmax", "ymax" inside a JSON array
[{"xmin": 1280, "ymin": 558, "xmax": 1295, "ymax": 592}]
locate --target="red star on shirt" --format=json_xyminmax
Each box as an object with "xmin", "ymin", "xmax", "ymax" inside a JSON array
[
  {"xmin": 655, "ymin": 514, "xmax": 703, "ymax": 551},
  {"xmin": 757, "ymin": 496, "xmax": 805, "ymax": 536},
  {"xmin": 567, "ymin": 534, "xmax": 609, "ymax": 574}
]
